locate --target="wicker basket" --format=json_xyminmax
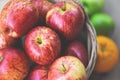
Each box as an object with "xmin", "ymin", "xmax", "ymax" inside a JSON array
[{"xmin": 49, "ymin": 0, "xmax": 98, "ymax": 79}]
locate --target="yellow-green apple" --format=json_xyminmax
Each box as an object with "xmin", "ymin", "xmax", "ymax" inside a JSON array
[
  {"xmin": 24, "ymin": 26, "xmax": 61, "ymax": 65},
  {"xmin": 0, "ymin": 0, "xmax": 39, "ymax": 38},
  {"xmin": 28, "ymin": 65, "xmax": 48, "ymax": 80},
  {"xmin": 0, "ymin": 47, "xmax": 30, "ymax": 80},
  {"xmin": 48, "ymin": 56, "xmax": 87, "ymax": 80},
  {"xmin": 65, "ymin": 40, "xmax": 88, "ymax": 67},
  {"xmin": 31, "ymin": 0, "xmax": 52, "ymax": 25},
  {"xmin": 46, "ymin": 1, "xmax": 85, "ymax": 40}
]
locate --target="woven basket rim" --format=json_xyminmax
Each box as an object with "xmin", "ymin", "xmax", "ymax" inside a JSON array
[{"xmin": 75, "ymin": 0, "xmax": 98, "ymax": 78}]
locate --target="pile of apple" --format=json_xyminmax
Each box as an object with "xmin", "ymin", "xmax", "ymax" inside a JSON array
[{"xmin": 0, "ymin": 0, "xmax": 89, "ymax": 80}]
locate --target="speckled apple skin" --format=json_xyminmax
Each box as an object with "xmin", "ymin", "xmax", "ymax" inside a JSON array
[
  {"xmin": 0, "ymin": 0, "xmax": 39, "ymax": 38},
  {"xmin": 25, "ymin": 26, "xmax": 61, "ymax": 65},
  {"xmin": 46, "ymin": 1, "xmax": 85, "ymax": 40},
  {"xmin": 0, "ymin": 47, "xmax": 30, "ymax": 80}
]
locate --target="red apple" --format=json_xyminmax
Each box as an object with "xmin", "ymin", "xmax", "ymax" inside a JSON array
[
  {"xmin": 0, "ymin": 47, "xmax": 30, "ymax": 80},
  {"xmin": 24, "ymin": 26, "xmax": 61, "ymax": 65},
  {"xmin": 0, "ymin": 0, "xmax": 39, "ymax": 38},
  {"xmin": 31, "ymin": 0, "xmax": 52, "ymax": 25},
  {"xmin": 46, "ymin": 1, "xmax": 85, "ymax": 40},
  {"xmin": 48, "ymin": 56, "xmax": 87, "ymax": 80},
  {"xmin": 65, "ymin": 40, "xmax": 88, "ymax": 67},
  {"xmin": 28, "ymin": 65, "xmax": 48, "ymax": 80}
]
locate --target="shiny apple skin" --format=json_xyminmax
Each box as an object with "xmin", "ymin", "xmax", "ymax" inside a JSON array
[
  {"xmin": 31, "ymin": 0, "xmax": 52, "ymax": 25},
  {"xmin": 0, "ymin": 0, "xmax": 39, "ymax": 38},
  {"xmin": 24, "ymin": 26, "xmax": 61, "ymax": 65},
  {"xmin": 48, "ymin": 56, "xmax": 87, "ymax": 80},
  {"xmin": 65, "ymin": 40, "xmax": 88, "ymax": 67},
  {"xmin": 46, "ymin": 1, "xmax": 85, "ymax": 40},
  {"xmin": 0, "ymin": 47, "xmax": 30, "ymax": 80},
  {"xmin": 28, "ymin": 65, "xmax": 48, "ymax": 80}
]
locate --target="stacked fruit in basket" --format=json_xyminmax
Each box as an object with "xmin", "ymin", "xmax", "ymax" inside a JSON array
[
  {"xmin": 81, "ymin": 0, "xmax": 119, "ymax": 74},
  {"xmin": 0, "ymin": 0, "xmax": 90, "ymax": 80}
]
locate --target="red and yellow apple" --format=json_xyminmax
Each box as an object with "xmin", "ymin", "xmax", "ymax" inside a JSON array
[
  {"xmin": 0, "ymin": 47, "xmax": 30, "ymax": 80},
  {"xmin": 0, "ymin": 0, "xmax": 39, "ymax": 38},
  {"xmin": 24, "ymin": 26, "xmax": 61, "ymax": 65},
  {"xmin": 46, "ymin": 1, "xmax": 85, "ymax": 40},
  {"xmin": 48, "ymin": 56, "xmax": 87, "ymax": 80}
]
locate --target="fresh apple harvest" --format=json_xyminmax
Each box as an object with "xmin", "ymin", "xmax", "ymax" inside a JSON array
[
  {"xmin": 0, "ymin": 47, "xmax": 30, "ymax": 80},
  {"xmin": 31, "ymin": 0, "xmax": 52, "ymax": 25},
  {"xmin": 0, "ymin": 0, "xmax": 39, "ymax": 38},
  {"xmin": 28, "ymin": 65, "xmax": 48, "ymax": 80},
  {"xmin": 24, "ymin": 26, "xmax": 61, "ymax": 65},
  {"xmin": 65, "ymin": 40, "xmax": 88, "ymax": 67},
  {"xmin": 48, "ymin": 56, "xmax": 87, "ymax": 80},
  {"xmin": 46, "ymin": 1, "xmax": 85, "ymax": 40}
]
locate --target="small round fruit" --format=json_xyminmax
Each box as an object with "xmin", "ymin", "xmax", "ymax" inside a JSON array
[
  {"xmin": 0, "ymin": 0, "xmax": 39, "ymax": 38},
  {"xmin": 48, "ymin": 56, "xmax": 87, "ymax": 80},
  {"xmin": 90, "ymin": 13, "xmax": 115, "ymax": 36},
  {"xmin": 46, "ymin": 1, "xmax": 85, "ymax": 40},
  {"xmin": 28, "ymin": 65, "xmax": 48, "ymax": 80},
  {"xmin": 0, "ymin": 47, "xmax": 30, "ymax": 80},
  {"xmin": 65, "ymin": 40, "xmax": 88, "ymax": 67},
  {"xmin": 24, "ymin": 26, "xmax": 61, "ymax": 65},
  {"xmin": 81, "ymin": 0, "xmax": 105, "ymax": 16},
  {"xmin": 94, "ymin": 36, "xmax": 119, "ymax": 73}
]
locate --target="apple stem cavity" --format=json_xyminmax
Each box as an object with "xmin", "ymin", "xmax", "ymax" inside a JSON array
[{"xmin": 36, "ymin": 36, "xmax": 42, "ymax": 45}]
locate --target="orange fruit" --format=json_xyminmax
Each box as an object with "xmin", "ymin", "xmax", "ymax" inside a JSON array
[{"xmin": 94, "ymin": 36, "xmax": 119, "ymax": 73}]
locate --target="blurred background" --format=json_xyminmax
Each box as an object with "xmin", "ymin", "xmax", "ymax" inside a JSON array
[{"xmin": 88, "ymin": 0, "xmax": 120, "ymax": 80}]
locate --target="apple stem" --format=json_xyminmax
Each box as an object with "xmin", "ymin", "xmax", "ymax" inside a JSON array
[
  {"xmin": 62, "ymin": 1, "xmax": 66, "ymax": 11},
  {"xmin": 36, "ymin": 36, "xmax": 42, "ymax": 44},
  {"xmin": 0, "ymin": 56, "xmax": 3, "ymax": 62},
  {"xmin": 62, "ymin": 64, "xmax": 66, "ymax": 72}
]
